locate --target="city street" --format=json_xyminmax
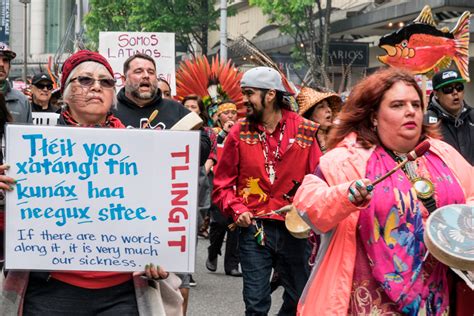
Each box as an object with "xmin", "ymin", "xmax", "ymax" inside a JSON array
[{"xmin": 187, "ymin": 236, "xmax": 284, "ymax": 316}]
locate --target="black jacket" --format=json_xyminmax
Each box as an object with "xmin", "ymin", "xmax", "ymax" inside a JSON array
[
  {"xmin": 31, "ymin": 101, "xmax": 60, "ymax": 113},
  {"xmin": 113, "ymin": 88, "xmax": 211, "ymax": 165},
  {"xmin": 425, "ymin": 96, "xmax": 474, "ymax": 165}
]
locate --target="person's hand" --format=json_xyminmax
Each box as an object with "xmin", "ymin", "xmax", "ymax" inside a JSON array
[
  {"xmin": 347, "ymin": 179, "xmax": 373, "ymax": 206},
  {"xmin": 22, "ymin": 87, "xmax": 32, "ymax": 102},
  {"xmin": 134, "ymin": 263, "xmax": 169, "ymax": 280},
  {"xmin": 204, "ymin": 159, "xmax": 214, "ymax": 175},
  {"xmin": 236, "ymin": 211, "xmax": 253, "ymax": 227},
  {"xmin": 223, "ymin": 120, "xmax": 235, "ymax": 133},
  {"xmin": 0, "ymin": 164, "xmax": 16, "ymax": 191}
]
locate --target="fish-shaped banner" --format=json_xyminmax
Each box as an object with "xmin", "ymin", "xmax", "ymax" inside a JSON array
[{"xmin": 378, "ymin": 5, "xmax": 471, "ymax": 81}]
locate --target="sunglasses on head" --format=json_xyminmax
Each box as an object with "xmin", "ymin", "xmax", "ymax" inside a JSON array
[
  {"xmin": 70, "ymin": 76, "xmax": 116, "ymax": 89},
  {"xmin": 34, "ymin": 83, "xmax": 53, "ymax": 90},
  {"xmin": 440, "ymin": 83, "xmax": 464, "ymax": 94}
]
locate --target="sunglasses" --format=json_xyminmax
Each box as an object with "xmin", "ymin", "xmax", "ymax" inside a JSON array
[
  {"xmin": 70, "ymin": 76, "xmax": 116, "ymax": 89},
  {"xmin": 34, "ymin": 83, "xmax": 53, "ymax": 90},
  {"xmin": 440, "ymin": 83, "xmax": 464, "ymax": 94}
]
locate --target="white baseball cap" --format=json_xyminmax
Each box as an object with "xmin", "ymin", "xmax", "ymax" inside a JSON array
[{"xmin": 240, "ymin": 67, "xmax": 289, "ymax": 94}]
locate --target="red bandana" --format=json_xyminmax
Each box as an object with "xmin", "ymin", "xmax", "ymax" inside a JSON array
[{"xmin": 60, "ymin": 110, "xmax": 124, "ymax": 129}]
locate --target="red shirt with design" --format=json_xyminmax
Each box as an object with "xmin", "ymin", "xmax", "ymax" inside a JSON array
[{"xmin": 212, "ymin": 109, "xmax": 322, "ymax": 221}]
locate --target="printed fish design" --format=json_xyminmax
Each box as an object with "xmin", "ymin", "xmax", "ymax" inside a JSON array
[{"xmin": 378, "ymin": 5, "xmax": 471, "ymax": 81}]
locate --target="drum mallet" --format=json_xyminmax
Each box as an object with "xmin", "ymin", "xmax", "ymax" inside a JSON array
[{"xmin": 366, "ymin": 140, "xmax": 430, "ymax": 192}]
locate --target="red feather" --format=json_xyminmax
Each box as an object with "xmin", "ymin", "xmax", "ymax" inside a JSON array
[{"xmin": 176, "ymin": 56, "xmax": 244, "ymax": 117}]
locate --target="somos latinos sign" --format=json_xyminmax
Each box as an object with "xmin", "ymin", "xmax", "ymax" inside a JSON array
[{"xmin": 99, "ymin": 32, "xmax": 176, "ymax": 92}]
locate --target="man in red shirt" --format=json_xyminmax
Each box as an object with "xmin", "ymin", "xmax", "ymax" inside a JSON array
[{"xmin": 213, "ymin": 67, "xmax": 322, "ymax": 315}]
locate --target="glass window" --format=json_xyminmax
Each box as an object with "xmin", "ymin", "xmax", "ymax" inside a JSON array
[{"xmin": 45, "ymin": 0, "xmax": 74, "ymax": 54}]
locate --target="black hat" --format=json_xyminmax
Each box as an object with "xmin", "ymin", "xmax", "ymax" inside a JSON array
[
  {"xmin": 32, "ymin": 73, "xmax": 53, "ymax": 86},
  {"xmin": 432, "ymin": 69, "xmax": 466, "ymax": 90}
]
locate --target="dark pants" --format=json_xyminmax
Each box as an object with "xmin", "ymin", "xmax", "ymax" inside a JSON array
[
  {"xmin": 239, "ymin": 220, "xmax": 310, "ymax": 316},
  {"xmin": 23, "ymin": 273, "xmax": 139, "ymax": 316},
  {"xmin": 208, "ymin": 204, "xmax": 240, "ymax": 272}
]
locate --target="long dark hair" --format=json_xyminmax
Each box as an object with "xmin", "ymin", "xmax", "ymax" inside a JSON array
[
  {"xmin": 327, "ymin": 68, "xmax": 439, "ymax": 149},
  {"xmin": 182, "ymin": 94, "xmax": 209, "ymax": 127}
]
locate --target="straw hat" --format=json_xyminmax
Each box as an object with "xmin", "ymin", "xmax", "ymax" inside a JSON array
[{"xmin": 297, "ymin": 87, "xmax": 342, "ymax": 116}]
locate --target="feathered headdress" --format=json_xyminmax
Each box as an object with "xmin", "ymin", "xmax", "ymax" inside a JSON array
[
  {"xmin": 176, "ymin": 55, "xmax": 245, "ymax": 117},
  {"xmin": 228, "ymin": 35, "xmax": 296, "ymax": 95}
]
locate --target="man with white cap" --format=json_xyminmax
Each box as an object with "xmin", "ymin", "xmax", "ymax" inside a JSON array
[
  {"xmin": 0, "ymin": 42, "xmax": 31, "ymax": 122},
  {"xmin": 213, "ymin": 67, "xmax": 322, "ymax": 315}
]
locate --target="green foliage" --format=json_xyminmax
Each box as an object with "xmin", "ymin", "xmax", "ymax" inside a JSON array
[
  {"xmin": 250, "ymin": 1, "xmax": 305, "ymax": 19},
  {"xmin": 249, "ymin": 0, "xmax": 331, "ymax": 86},
  {"xmin": 84, "ymin": 0, "xmax": 223, "ymax": 54},
  {"xmin": 249, "ymin": 0, "xmax": 314, "ymax": 35}
]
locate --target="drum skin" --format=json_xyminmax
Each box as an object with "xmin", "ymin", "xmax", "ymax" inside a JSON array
[
  {"xmin": 285, "ymin": 205, "xmax": 310, "ymax": 239},
  {"xmin": 424, "ymin": 204, "xmax": 474, "ymax": 271}
]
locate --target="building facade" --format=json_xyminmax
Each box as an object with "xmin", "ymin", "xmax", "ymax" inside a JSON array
[
  {"xmin": 209, "ymin": 0, "xmax": 474, "ymax": 100},
  {"xmin": 5, "ymin": 0, "xmax": 85, "ymax": 79},
  {"xmin": 4, "ymin": 0, "xmax": 474, "ymax": 102}
]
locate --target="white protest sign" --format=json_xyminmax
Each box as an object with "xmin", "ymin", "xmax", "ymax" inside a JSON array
[
  {"xmin": 99, "ymin": 31, "xmax": 176, "ymax": 93},
  {"xmin": 32, "ymin": 112, "xmax": 59, "ymax": 126},
  {"xmin": 5, "ymin": 124, "xmax": 199, "ymax": 272}
]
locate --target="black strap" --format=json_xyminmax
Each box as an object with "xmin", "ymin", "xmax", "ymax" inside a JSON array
[{"xmin": 419, "ymin": 195, "xmax": 437, "ymax": 213}]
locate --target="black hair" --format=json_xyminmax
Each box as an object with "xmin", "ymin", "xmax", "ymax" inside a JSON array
[
  {"xmin": 182, "ymin": 94, "xmax": 209, "ymax": 127},
  {"xmin": 260, "ymin": 89, "xmax": 288, "ymax": 110}
]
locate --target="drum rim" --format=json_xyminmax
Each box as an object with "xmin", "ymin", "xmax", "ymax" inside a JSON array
[
  {"xmin": 425, "ymin": 204, "xmax": 474, "ymax": 270},
  {"xmin": 285, "ymin": 206, "xmax": 311, "ymax": 239}
]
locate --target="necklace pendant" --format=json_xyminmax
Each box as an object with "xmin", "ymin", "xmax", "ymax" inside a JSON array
[
  {"xmin": 411, "ymin": 177, "xmax": 435, "ymax": 199},
  {"xmin": 268, "ymin": 164, "xmax": 276, "ymax": 184}
]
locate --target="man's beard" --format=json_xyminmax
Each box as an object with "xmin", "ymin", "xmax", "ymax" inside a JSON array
[
  {"xmin": 0, "ymin": 66, "xmax": 7, "ymax": 81},
  {"xmin": 125, "ymin": 81, "xmax": 158, "ymax": 100},
  {"xmin": 246, "ymin": 102, "xmax": 264, "ymax": 125}
]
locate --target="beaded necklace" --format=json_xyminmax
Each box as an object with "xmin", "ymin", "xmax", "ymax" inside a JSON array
[
  {"xmin": 386, "ymin": 149, "xmax": 437, "ymax": 212},
  {"xmin": 259, "ymin": 122, "xmax": 286, "ymax": 184}
]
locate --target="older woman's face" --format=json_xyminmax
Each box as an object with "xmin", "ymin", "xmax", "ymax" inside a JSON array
[
  {"xmin": 65, "ymin": 63, "xmax": 115, "ymax": 124},
  {"xmin": 310, "ymin": 100, "xmax": 332, "ymax": 129},
  {"xmin": 374, "ymin": 81, "xmax": 423, "ymax": 153}
]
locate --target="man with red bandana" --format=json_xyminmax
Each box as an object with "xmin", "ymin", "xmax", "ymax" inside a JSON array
[{"xmin": 212, "ymin": 67, "xmax": 322, "ymax": 315}]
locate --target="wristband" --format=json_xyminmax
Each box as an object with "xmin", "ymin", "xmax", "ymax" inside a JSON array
[{"xmin": 218, "ymin": 130, "xmax": 228, "ymax": 138}]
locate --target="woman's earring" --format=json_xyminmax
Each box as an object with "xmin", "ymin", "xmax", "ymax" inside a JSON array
[{"xmin": 372, "ymin": 121, "xmax": 377, "ymax": 132}]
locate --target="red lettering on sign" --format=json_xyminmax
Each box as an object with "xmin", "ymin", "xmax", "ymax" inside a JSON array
[
  {"xmin": 168, "ymin": 145, "xmax": 191, "ymax": 253},
  {"xmin": 171, "ymin": 189, "xmax": 189, "ymax": 206},
  {"xmin": 171, "ymin": 145, "xmax": 189, "ymax": 163},
  {"xmin": 168, "ymin": 236, "xmax": 186, "ymax": 252},
  {"xmin": 168, "ymin": 207, "xmax": 189, "ymax": 223}
]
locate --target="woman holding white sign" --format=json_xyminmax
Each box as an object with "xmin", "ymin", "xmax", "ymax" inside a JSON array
[
  {"xmin": 0, "ymin": 51, "xmax": 182, "ymax": 316},
  {"xmin": 0, "ymin": 93, "xmax": 12, "ymax": 271}
]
